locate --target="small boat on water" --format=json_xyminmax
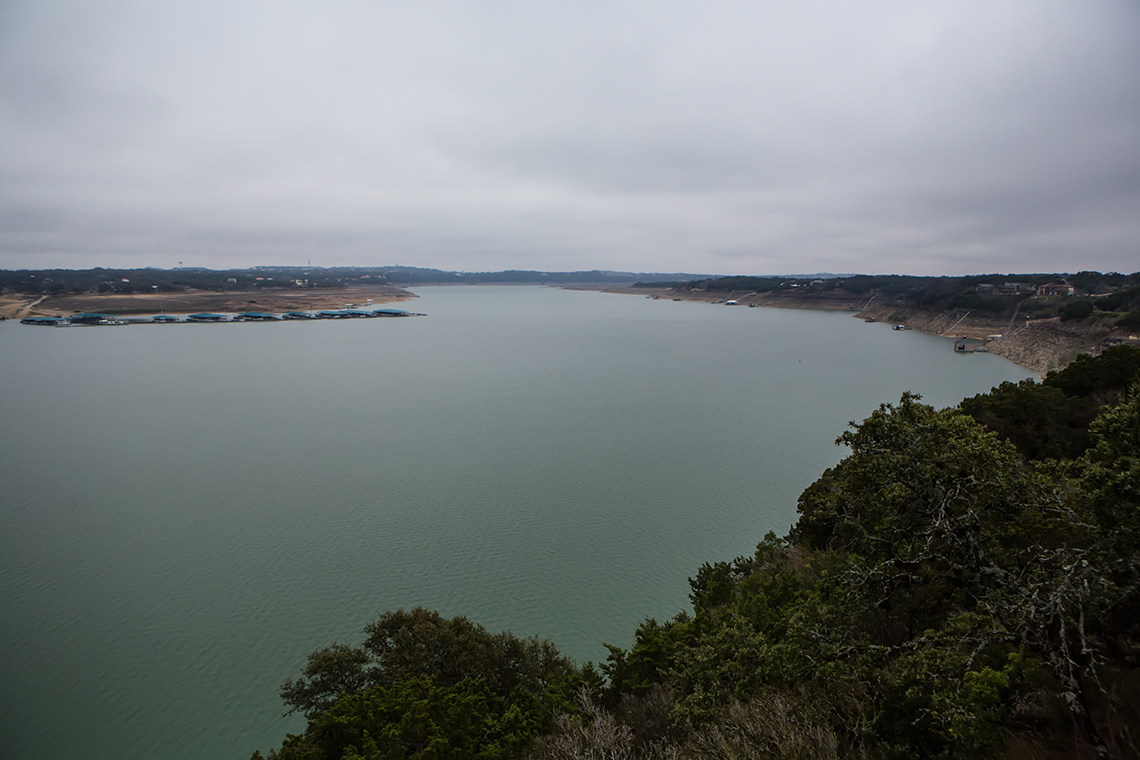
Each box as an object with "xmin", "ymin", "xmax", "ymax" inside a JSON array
[
  {"xmin": 893, "ymin": 324, "xmax": 907, "ymax": 331},
  {"xmin": 864, "ymin": 317, "xmax": 876, "ymax": 323}
]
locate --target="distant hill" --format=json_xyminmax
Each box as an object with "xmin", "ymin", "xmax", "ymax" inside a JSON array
[{"xmin": 0, "ymin": 266, "xmax": 713, "ymax": 294}]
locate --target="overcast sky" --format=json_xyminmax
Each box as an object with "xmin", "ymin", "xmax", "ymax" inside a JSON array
[{"xmin": 1, "ymin": 1, "xmax": 1138, "ymax": 275}]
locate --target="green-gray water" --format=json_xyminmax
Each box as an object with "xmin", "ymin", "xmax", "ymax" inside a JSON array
[{"xmin": 0, "ymin": 286, "xmax": 1033, "ymax": 759}]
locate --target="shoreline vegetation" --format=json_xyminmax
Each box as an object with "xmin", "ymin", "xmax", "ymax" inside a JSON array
[
  {"xmin": 3, "ymin": 267, "xmax": 1138, "ymax": 374},
  {"xmin": 255, "ymin": 346, "xmax": 1140, "ymax": 760}
]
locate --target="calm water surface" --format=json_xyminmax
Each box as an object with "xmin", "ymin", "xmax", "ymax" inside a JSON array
[{"xmin": 0, "ymin": 286, "xmax": 1033, "ymax": 759}]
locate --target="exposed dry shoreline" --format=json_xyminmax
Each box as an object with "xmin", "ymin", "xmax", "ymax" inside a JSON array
[
  {"xmin": 585, "ymin": 285, "xmax": 1139, "ymax": 375},
  {"xmin": 0, "ymin": 283, "xmax": 416, "ymax": 321}
]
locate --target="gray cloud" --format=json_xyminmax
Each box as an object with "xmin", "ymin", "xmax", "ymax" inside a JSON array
[{"xmin": 1, "ymin": 0, "xmax": 1137, "ymax": 274}]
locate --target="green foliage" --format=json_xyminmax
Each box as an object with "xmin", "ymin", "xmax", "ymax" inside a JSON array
[
  {"xmin": 957, "ymin": 347, "xmax": 1140, "ymax": 462},
  {"xmin": 1061, "ymin": 299, "xmax": 1095, "ymax": 321},
  {"xmin": 280, "ymin": 644, "xmax": 371, "ymax": 717},
  {"xmin": 1093, "ymin": 285, "xmax": 1140, "ymax": 313},
  {"xmin": 1118, "ymin": 311, "xmax": 1140, "ymax": 331},
  {"xmin": 793, "ymin": 393, "xmax": 1029, "ymax": 558},
  {"xmin": 1067, "ymin": 271, "xmax": 1140, "ymax": 294},
  {"xmin": 960, "ymin": 380, "xmax": 1098, "ymax": 460},
  {"xmin": 262, "ymin": 609, "xmax": 586, "ymax": 760},
  {"xmin": 294, "ymin": 676, "xmax": 541, "ymax": 760},
  {"xmin": 1044, "ymin": 346, "xmax": 1140, "ymax": 404},
  {"xmin": 360, "ymin": 609, "xmax": 576, "ymax": 700},
  {"xmin": 948, "ymin": 293, "xmax": 1016, "ymax": 312},
  {"xmin": 697, "ymin": 276, "xmax": 788, "ymax": 293},
  {"xmin": 1075, "ymin": 385, "xmax": 1140, "ymax": 580},
  {"xmin": 602, "ymin": 616, "xmax": 694, "ymax": 699}
]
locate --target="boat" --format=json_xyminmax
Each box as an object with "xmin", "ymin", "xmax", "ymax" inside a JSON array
[
  {"xmin": 864, "ymin": 317, "xmax": 876, "ymax": 323},
  {"xmin": 893, "ymin": 324, "xmax": 907, "ymax": 331}
]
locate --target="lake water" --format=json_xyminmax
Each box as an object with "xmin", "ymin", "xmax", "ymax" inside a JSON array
[{"xmin": 0, "ymin": 286, "xmax": 1033, "ymax": 760}]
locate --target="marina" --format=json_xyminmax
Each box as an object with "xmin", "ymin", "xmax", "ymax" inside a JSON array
[{"xmin": 16, "ymin": 307, "xmax": 422, "ymax": 327}]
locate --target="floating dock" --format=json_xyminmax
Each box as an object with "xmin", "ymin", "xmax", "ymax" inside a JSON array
[
  {"xmin": 233, "ymin": 312, "xmax": 281, "ymax": 321},
  {"xmin": 15, "ymin": 308, "xmax": 424, "ymax": 328}
]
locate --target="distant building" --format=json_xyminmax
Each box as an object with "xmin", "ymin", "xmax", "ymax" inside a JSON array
[
  {"xmin": 976, "ymin": 283, "xmax": 996, "ymax": 294},
  {"xmin": 1001, "ymin": 282, "xmax": 1031, "ymax": 294},
  {"xmin": 1036, "ymin": 282, "xmax": 1074, "ymax": 297}
]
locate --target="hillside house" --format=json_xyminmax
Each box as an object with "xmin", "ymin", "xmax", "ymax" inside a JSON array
[{"xmin": 1036, "ymin": 282, "xmax": 1074, "ymax": 297}]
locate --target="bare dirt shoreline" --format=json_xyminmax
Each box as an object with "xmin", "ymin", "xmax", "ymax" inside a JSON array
[
  {"xmin": 0, "ymin": 283, "xmax": 416, "ymax": 321},
  {"xmin": 581, "ymin": 285, "xmax": 1139, "ymax": 375}
]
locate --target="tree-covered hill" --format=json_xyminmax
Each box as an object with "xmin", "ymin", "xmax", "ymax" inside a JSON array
[
  {"xmin": 662, "ymin": 272, "xmax": 1140, "ymax": 332},
  {"xmin": 0, "ymin": 266, "xmax": 706, "ymax": 296},
  {"xmin": 254, "ymin": 348, "xmax": 1140, "ymax": 760}
]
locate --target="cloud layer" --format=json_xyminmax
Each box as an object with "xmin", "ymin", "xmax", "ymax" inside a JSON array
[{"xmin": 2, "ymin": 0, "xmax": 1138, "ymax": 274}]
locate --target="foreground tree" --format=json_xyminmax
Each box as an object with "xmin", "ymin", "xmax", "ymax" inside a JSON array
[
  {"xmin": 601, "ymin": 391, "xmax": 1138, "ymax": 758},
  {"xmin": 254, "ymin": 609, "xmax": 590, "ymax": 760}
]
